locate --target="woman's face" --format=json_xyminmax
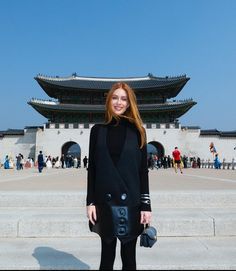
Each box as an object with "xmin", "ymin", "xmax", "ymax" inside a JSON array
[{"xmin": 110, "ymin": 88, "xmax": 129, "ymax": 115}]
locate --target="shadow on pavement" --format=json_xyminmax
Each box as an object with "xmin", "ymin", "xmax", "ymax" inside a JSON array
[{"xmin": 32, "ymin": 246, "xmax": 90, "ymax": 270}]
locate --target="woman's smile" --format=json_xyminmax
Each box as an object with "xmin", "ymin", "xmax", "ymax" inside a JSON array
[{"xmin": 111, "ymin": 88, "xmax": 129, "ymax": 115}]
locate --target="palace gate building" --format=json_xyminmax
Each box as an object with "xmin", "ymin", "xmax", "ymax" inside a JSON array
[{"xmin": 0, "ymin": 73, "xmax": 235, "ymax": 164}]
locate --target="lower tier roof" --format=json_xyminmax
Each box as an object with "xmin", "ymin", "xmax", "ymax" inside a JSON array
[{"xmin": 28, "ymin": 99, "xmax": 196, "ymax": 121}]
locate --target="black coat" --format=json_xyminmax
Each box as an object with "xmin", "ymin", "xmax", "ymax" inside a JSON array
[
  {"xmin": 37, "ymin": 154, "xmax": 44, "ymax": 166},
  {"xmin": 89, "ymin": 125, "xmax": 144, "ymax": 243}
]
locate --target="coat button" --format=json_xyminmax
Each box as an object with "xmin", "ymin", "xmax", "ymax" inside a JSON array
[
  {"xmin": 105, "ymin": 193, "xmax": 112, "ymax": 201},
  {"xmin": 118, "ymin": 226, "xmax": 126, "ymax": 235},
  {"xmin": 119, "ymin": 218, "xmax": 126, "ymax": 224},
  {"xmin": 121, "ymin": 193, "xmax": 127, "ymax": 200},
  {"xmin": 119, "ymin": 207, "xmax": 126, "ymax": 216}
]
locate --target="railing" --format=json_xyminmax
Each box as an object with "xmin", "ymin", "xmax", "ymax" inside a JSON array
[
  {"xmin": 200, "ymin": 158, "xmax": 235, "ymax": 170},
  {"xmin": 44, "ymin": 122, "xmax": 180, "ymax": 130},
  {"xmin": 30, "ymin": 98, "xmax": 58, "ymax": 105}
]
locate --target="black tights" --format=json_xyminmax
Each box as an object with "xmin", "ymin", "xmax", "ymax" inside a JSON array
[{"xmin": 99, "ymin": 237, "xmax": 137, "ymax": 270}]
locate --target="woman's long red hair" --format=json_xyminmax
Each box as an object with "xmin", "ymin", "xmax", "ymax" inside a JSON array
[{"xmin": 105, "ymin": 82, "xmax": 146, "ymax": 148}]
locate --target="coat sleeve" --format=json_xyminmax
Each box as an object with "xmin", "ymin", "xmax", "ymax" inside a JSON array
[
  {"xmin": 86, "ymin": 124, "xmax": 100, "ymax": 206},
  {"xmin": 139, "ymin": 138, "xmax": 152, "ymax": 212}
]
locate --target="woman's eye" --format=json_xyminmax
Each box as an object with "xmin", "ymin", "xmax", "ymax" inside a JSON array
[{"xmin": 111, "ymin": 96, "xmax": 128, "ymax": 102}]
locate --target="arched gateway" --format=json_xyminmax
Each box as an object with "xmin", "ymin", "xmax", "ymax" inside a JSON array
[
  {"xmin": 61, "ymin": 141, "xmax": 81, "ymax": 158},
  {"xmin": 147, "ymin": 141, "xmax": 165, "ymax": 158}
]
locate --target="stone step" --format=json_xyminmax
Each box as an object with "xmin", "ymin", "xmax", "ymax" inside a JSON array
[
  {"xmin": 1, "ymin": 207, "xmax": 236, "ymax": 238},
  {"xmin": 0, "ymin": 236, "xmax": 236, "ymax": 270},
  {"xmin": 1, "ymin": 190, "xmax": 236, "ymax": 208}
]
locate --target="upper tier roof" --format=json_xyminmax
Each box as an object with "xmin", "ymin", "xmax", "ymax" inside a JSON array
[{"xmin": 35, "ymin": 73, "xmax": 190, "ymax": 99}]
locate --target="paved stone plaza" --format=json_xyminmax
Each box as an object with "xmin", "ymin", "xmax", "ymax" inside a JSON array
[
  {"xmin": 0, "ymin": 167, "xmax": 236, "ymax": 270},
  {"xmin": 1, "ymin": 166, "xmax": 236, "ymax": 191}
]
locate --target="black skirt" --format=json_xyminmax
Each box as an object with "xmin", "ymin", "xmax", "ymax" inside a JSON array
[{"xmin": 89, "ymin": 204, "xmax": 144, "ymax": 244}]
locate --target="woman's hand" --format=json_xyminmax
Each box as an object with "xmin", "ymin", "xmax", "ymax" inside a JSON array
[
  {"xmin": 140, "ymin": 211, "xmax": 152, "ymax": 224},
  {"xmin": 86, "ymin": 205, "xmax": 97, "ymax": 225}
]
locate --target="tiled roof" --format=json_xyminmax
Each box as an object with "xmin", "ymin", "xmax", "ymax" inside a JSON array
[
  {"xmin": 28, "ymin": 99, "xmax": 196, "ymax": 113},
  {"xmin": 0, "ymin": 129, "xmax": 24, "ymax": 136},
  {"xmin": 200, "ymin": 129, "xmax": 236, "ymax": 137},
  {"xmin": 35, "ymin": 73, "xmax": 189, "ymax": 92},
  {"xmin": 181, "ymin": 126, "xmax": 201, "ymax": 130},
  {"xmin": 24, "ymin": 126, "xmax": 44, "ymax": 130}
]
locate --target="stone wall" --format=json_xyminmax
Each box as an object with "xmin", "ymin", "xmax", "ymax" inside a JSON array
[
  {"xmin": 0, "ymin": 124, "xmax": 235, "ymax": 165},
  {"xmin": 0, "ymin": 128, "xmax": 36, "ymax": 164}
]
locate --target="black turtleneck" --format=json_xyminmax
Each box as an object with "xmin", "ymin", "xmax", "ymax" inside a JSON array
[
  {"xmin": 107, "ymin": 118, "xmax": 131, "ymax": 165},
  {"xmin": 87, "ymin": 118, "xmax": 151, "ymax": 211}
]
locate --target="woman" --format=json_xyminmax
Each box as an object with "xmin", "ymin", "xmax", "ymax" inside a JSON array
[
  {"xmin": 4, "ymin": 155, "xmax": 10, "ymax": 169},
  {"xmin": 86, "ymin": 82, "xmax": 152, "ymax": 270},
  {"xmin": 214, "ymin": 154, "xmax": 221, "ymax": 169}
]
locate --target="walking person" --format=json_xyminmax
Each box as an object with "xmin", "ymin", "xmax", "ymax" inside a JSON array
[
  {"xmin": 214, "ymin": 154, "xmax": 221, "ymax": 169},
  {"xmin": 20, "ymin": 153, "xmax": 24, "ymax": 170},
  {"xmin": 197, "ymin": 157, "xmax": 201, "ymax": 168},
  {"xmin": 83, "ymin": 156, "xmax": 88, "ymax": 168},
  {"xmin": 60, "ymin": 154, "xmax": 65, "ymax": 168},
  {"xmin": 148, "ymin": 153, "xmax": 154, "ymax": 170},
  {"xmin": 37, "ymin": 151, "xmax": 44, "ymax": 173},
  {"xmin": 162, "ymin": 155, "xmax": 168, "ymax": 169},
  {"xmin": 172, "ymin": 146, "xmax": 183, "ymax": 174},
  {"xmin": 4, "ymin": 155, "xmax": 10, "ymax": 169},
  {"xmin": 16, "ymin": 153, "xmax": 22, "ymax": 170},
  {"xmin": 152, "ymin": 154, "xmax": 159, "ymax": 170},
  {"xmin": 86, "ymin": 82, "xmax": 152, "ymax": 270}
]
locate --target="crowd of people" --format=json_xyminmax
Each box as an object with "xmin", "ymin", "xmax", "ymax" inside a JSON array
[
  {"xmin": 0, "ymin": 152, "xmax": 90, "ymax": 171},
  {"xmin": 0, "ymin": 150, "xmax": 212, "ymax": 172},
  {"xmin": 0, "ymin": 148, "xmax": 220, "ymax": 173},
  {"xmin": 147, "ymin": 149, "xmax": 203, "ymax": 172},
  {"xmin": 1, "ymin": 143, "xmax": 224, "ymax": 174}
]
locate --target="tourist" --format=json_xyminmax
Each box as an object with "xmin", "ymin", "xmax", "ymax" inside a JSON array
[
  {"xmin": 197, "ymin": 157, "xmax": 201, "ymax": 168},
  {"xmin": 76, "ymin": 156, "xmax": 81, "ymax": 168},
  {"xmin": 60, "ymin": 154, "xmax": 65, "ymax": 168},
  {"xmin": 37, "ymin": 151, "xmax": 44, "ymax": 173},
  {"xmin": 86, "ymin": 82, "xmax": 152, "ymax": 270},
  {"xmin": 52, "ymin": 157, "xmax": 56, "ymax": 167},
  {"xmin": 8, "ymin": 156, "xmax": 14, "ymax": 169},
  {"xmin": 210, "ymin": 142, "xmax": 217, "ymax": 158},
  {"xmin": 25, "ymin": 157, "xmax": 34, "ymax": 168},
  {"xmin": 54, "ymin": 156, "xmax": 60, "ymax": 168},
  {"xmin": 167, "ymin": 155, "xmax": 172, "ymax": 168},
  {"xmin": 73, "ymin": 156, "xmax": 78, "ymax": 168},
  {"xmin": 153, "ymin": 154, "xmax": 159, "ymax": 169},
  {"xmin": 214, "ymin": 154, "xmax": 221, "ymax": 169},
  {"xmin": 16, "ymin": 153, "xmax": 22, "ymax": 170},
  {"xmin": 4, "ymin": 155, "xmax": 10, "ymax": 169},
  {"xmin": 148, "ymin": 152, "xmax": 154, "ymax": 169},
  {"xmin": 182, "ymin": 155, "xmax": 188, "ymax": 168},
  {"xmin": 19, "ymin": 154, "xmax": 24, "ymax": 170},
  {"xmin": 162, "ymin": 155, "xmax": 168, "ymax": 169},
  {"xmin": 83, "ymin": 156, "xmax": 88, "ymax": 168},
  {"xmin": 172, "ymin": 146, "xmax": 183, "ymax": 174},
  {"xmin": 46, "ymin": 155, "xmax": 52, "ymax": 168},
  {"xmin": 192, "ymin": 157, "xmax": 197, "ymax": 168}
]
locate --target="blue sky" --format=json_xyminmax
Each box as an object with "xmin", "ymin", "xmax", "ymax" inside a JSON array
[{"xmin": 0, "ymin": 0, "xmax": 235, "ymax": 131}]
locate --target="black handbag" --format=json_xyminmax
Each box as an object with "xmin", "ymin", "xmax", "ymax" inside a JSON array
[{"xmin": 140, "ymin": 224, "xmax": 157, "ymax": 248}]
